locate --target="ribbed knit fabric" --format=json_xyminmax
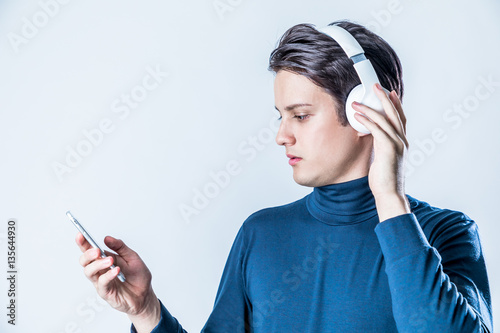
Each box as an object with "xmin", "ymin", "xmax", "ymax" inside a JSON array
[{"xmin": 132, "ymin": 176, "xmax": 492, "ymax": 333}]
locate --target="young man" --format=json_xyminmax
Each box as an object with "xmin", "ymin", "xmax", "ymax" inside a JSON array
[{"xmin": 76, "ymin": 20, "xmax": 493, "ymax": 332}]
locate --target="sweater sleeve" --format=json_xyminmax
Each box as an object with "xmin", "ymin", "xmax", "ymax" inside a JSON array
[
  {"xmin": 374, "ymin": 213, "xmax": 493, "ymax": 333},
  {"xmin": 130, "ymin": 299, "xmax": 187, "ymax": 333},
  {"xmin": 130, "ymin": 225, "xmax": 251, "ymax": 333},
  {"xmin": 201, "ymin": 224, "xmax": 252, "ymax": 332}
]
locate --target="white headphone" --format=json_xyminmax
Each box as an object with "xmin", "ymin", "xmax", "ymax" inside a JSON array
[{"xmin": 316, "ymin": 25, "xmax": 390, "ymax": 134}]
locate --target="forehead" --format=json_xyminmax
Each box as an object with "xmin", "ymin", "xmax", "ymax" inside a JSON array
[{"xmin": 274, "ymin": 70, "xmax": 328, "ymax": 108}]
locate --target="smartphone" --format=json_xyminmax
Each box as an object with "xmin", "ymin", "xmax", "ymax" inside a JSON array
[{"xmin": 67, "ymin": 211, "xmax": 126, "ymax": 282}]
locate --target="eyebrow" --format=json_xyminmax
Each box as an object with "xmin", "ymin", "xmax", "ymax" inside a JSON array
[{"xmin": 274, "ymin": 103, "xmax": 313, "ymax": 112}]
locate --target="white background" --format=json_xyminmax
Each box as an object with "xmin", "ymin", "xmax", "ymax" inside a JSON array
[{"xmin": 0, "ymin": 0, "xmax": 499, "ymax": 332}]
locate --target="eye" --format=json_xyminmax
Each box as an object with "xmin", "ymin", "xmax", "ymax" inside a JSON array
[
  {"xmin": 277, "ymin": 115, "xmax": 282, "ymax": 120},
  {"xmin": 294, "ymin": 115, "xmax": 309, "ymax": 120}
]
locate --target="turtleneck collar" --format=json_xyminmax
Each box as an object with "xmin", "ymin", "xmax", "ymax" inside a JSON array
[{"xmin": 305, "ymin": 175, "xmax": 378, "ymax": 225}]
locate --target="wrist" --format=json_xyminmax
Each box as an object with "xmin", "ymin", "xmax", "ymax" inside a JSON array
[
  {"xmin": 374, "ymin": 192, "xmax": 411, "ymax": 223},
  {"xmin": 128, "ymin": 290, "xmax": 161, "ymax": 333}
]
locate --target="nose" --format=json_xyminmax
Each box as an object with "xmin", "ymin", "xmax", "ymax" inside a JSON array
[{"xmin": 275, "ymin": 119, "xmax": 295, "ymax": 146}]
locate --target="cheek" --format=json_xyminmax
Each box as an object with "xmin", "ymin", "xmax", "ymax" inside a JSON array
[
  {"xmin": 314, "ymin": 125, "xmax": 344, "ymax": 150},
  {"xmin": 314, "ymin": 126, "xmax": 356, "ymax": 159}
]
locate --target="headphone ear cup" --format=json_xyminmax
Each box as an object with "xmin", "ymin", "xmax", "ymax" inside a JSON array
[{"xmin": 345, "ymin": 84, "xmax": 370, "ymax": 134}]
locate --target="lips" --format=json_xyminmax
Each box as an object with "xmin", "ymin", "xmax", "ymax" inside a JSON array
[{"xmin": 287, "ymin": 154, "xmax": 302, "ymax": 166}]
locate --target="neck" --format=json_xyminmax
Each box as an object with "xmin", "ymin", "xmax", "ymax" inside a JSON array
[{"xmin": 305, "ymin": 175, "xmax": 377, "ymax": 225}]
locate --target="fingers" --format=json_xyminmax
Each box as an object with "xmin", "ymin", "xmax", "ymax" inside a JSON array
[
  {"xmin": 75, "ymin": 232, "xmax": 92, "ymax": 252},
  {"xmin": 389, "ymin": 90, "xmax": 407, "ymax": 133},
  {"xmin": 383, "ymin": 90, "xmax": 408, "ymax": 148},
  {"xmin": 372, "ymin": 84, "xmax": 408, "ymax": 147},
  {"xmin": 353, "ymin": 101, "xmax": 401, "ymax": 145},
  {"xmin": 83, "ymin": 255, "xmax": 115, "ymax": 283},
  {"xmin": 353, "ymin": 111, "xmax": 395, "ymax": 148},
  {"xmin": 352, "ymin": 84, "xmax": 409, "ymax": 148},
  {"xmin": 104, "ymin": 236, "xmax": 136, "ymax": 261},
  {"xmin": 79, "ymin": 247, "xmax": 101, "ymax": 267},
  {"xmin": 98, "ymin": 266, "xmax": 121, "ymax": 287},
  {"xmin": 79, "ymin": 246, "xmax": 119, "ymax": 270}
]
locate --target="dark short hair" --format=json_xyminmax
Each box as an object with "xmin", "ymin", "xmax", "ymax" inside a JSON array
[{"xmin": 268, "ymin": 19, "xmax": 404, "ymax": 126}]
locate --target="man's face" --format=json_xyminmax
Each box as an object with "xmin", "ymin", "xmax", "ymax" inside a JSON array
[{"xmin": 274, "ymin": 70, "xmax": 372, "ymax": 187}]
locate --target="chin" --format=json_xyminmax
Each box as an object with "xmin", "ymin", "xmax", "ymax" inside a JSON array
[
  {"xmin": 292, "ymin": 171, "xmax": 320, "ymax": 188},
  {"xmin": 293, "ymin": 166, "xmax": 345, "ymax": 187}
]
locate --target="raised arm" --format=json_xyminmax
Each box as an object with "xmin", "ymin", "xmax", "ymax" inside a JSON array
[
  {"xmin": 374, "ymin": 212, "xmax": 493, "ymax": 332},
  {"xmin": 75, "ymin": 233, "xmax": 186, "ymax": 333}
]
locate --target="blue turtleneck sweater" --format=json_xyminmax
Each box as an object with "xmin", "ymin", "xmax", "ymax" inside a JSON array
[{"xmin": 132, "ymin": 176, "xmax": 492, "ymax": 332}]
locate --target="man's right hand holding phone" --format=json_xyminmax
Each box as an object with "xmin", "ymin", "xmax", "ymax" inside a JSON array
[{"xmin": 76, "ymin": 233, "xmax": 161, "ymax": 333}]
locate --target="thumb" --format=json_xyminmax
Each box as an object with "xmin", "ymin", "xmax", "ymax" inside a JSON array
[{"xmin": 103, "ymin": 236, "xmax": 136, "ymax": 259}]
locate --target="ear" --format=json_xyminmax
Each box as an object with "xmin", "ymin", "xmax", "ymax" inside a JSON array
[{"xmin": 356, "ymin": 131, "xmax": 371, "ymax": 137}]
